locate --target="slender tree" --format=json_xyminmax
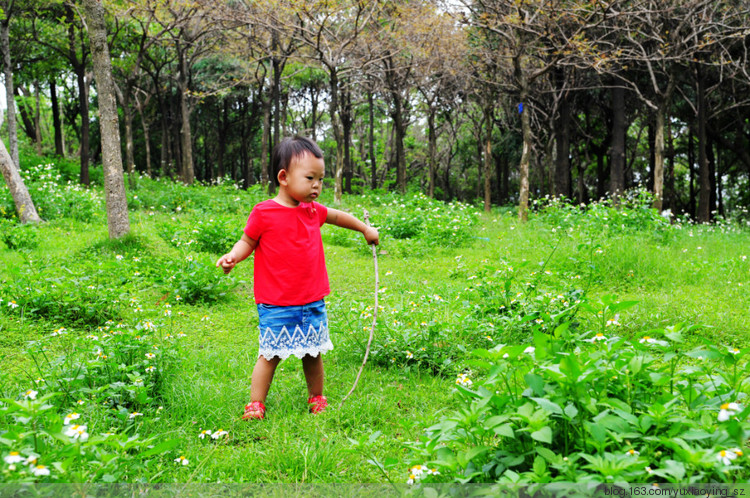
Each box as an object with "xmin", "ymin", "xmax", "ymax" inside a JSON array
[{"xmin": 82, "ymin": 0, "xmax": 130, "ymax": 238}]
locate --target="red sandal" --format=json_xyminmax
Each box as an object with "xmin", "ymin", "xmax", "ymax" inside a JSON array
[
  {"xmin": 307, "ymin": 395, "xmax": 328, "ymax": 414},
  {"xmin": 242, "ymin": 401, "xmax": 266, "ymax": 420}
]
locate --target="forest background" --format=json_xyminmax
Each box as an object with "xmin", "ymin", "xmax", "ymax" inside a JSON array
[
  {"xmin": 2, "ymin": 0, "xmax": 750, "ymax": 485},
  {"xmin": 1, "ymin": 0, "xmax": 749, "ymax": 224}
]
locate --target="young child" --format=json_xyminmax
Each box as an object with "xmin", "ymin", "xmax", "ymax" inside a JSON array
[{"xmin": 216, "ymin": 136, "xmax": 379, "ymax": 420}]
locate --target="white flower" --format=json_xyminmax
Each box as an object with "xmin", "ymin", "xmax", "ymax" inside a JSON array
[
  {"xmin": 23, "ymin": 390, "xmax": 38, "ymax": 400},
  {"xmin": 145, "ymin": 366, "xmax": 156, "ymax": 373},
  {"xmin": 200, "ymin": 315, "xmax": 209, "ymax": 322},
  {"xmin": 76, "ymin": 400, "xmax": 86, "ymax": 406},
  {"xmin": 729, "ymin": 348, "xmax": 741, "ymax": 355},
  {"xmin": 174, "ymin": 456, "xmax": 189, "ymax": 466},
  {"xmin": 639, "ymin": 336, "xmax": 656, "ymax": 344},
  {"xmin": 524, "ymin": 346, "xmax": 536, "ymax": 354},
  {"xmin": 405, "ymin": 351, "xmax": 413, "ymax": 359},
  {"xmin": 86, "ymin": 335, "xmax": 98, "ymax": 341},
  {"xmin": 605, "ymin": 316, "xmax": 620, "ymax": 327},
  {"xmin": 30, "ymin": 464, "xmax": 51, "ymax": 476},
  {"xmin": 145, "ymin": 353, "xmax": 156, "ymax": 359},
  {"xmin": 8, "ymin": 300, "xmax": 19, "ymax": 309},
  {"xmin": 116, "ymin": 255, "xmax": 124, "ymax": 260},
  {"xmin": 718, "ymin": 449, "xmax": 739, "ymax": 466},
  {"xmin": 588, "ymin": 333, "xmax": 607, "ymax": 342},
  {"xmin": 64, "ymin": 424, "xmax": 89, "ymax": 441},
  {"xmin": 64, "ymin": 413, "xmax": 81, "ymax": 425},
  {"xmin": 456, "ymin": 373, "xmax": 473, "ymax": 386},
  {"xmin": 211, "ymin": 429, "xmax": 228, "ymax": 439},
  {"xmin": 129, "ymin": 412, "xmax": 143, "ymax": 419},
  {"xmin": 51, "ymin": 327, "xmax": 67, "ymax": 337},
  {"xmin": 626, "ymin": 449, "xmax": 639, "ymax": 456},
  {"xmin": 198, "ymin": 430, "xmax": 212, "ymax": 439},
  {"xmin": 4, "ymin": 452, "xmax": 24, "ymax": 464},
  {"xmin": 718, "ymin": 402, "xmax": 741, "ymax": 422}
]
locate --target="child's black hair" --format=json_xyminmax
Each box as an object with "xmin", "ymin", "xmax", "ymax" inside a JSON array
[{"xmin": 271, "ymin": 136, "xmax": 324, "ymax": 186}]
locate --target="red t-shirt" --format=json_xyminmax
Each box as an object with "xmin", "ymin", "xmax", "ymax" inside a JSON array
[{"xmin": 244, "ymin": 199, "xmax": 330, "ymax": 306}]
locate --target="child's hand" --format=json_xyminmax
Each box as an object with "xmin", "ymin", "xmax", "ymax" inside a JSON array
[
  {"xmin": 364, "ymin": 227, "xmax": 379, "ymax": 246},
  {"xmin": 216, "ymin": 254, "xmax": 236, "ymax": 274}
]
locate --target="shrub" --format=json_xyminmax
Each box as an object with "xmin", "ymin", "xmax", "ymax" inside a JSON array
[
  {"xmin": 156, "ymin": 253, "xmax": 240, "ymax": 304},
  {"xmin": 0, "ymin": 321, "xmax": 183, "ymax": 482},
  {"xmin": 0, "ymin": 219, "xmax": 39, "ymax": 250},
  {"xmin": 406, "ymin": 319, "xmax": 750, "ymax": 484}
]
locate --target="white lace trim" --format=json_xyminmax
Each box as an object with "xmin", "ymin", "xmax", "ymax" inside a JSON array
[{"xmin": 258, "ymin": 323, "xmax": 333, "ymax": 360}]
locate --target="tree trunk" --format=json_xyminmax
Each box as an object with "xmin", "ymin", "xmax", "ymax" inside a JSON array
[
  {"xmin": 33, "ymin": 81, "xmax": 42, "ymax": 155},
  {"xmin": 159, "ymin": 99, "xmax": 170, "ymax": 177},
  {"xmin": 665, "ymin": 118, "xmax": 674, "ymax": 212},
  {"xmin": 342, "ymin": 85, "xmax": 352, "ymax": 194},
  {"xmin": 707, "ymin": 134, "xmax": 716, "ymax": 220},
  {"xmin": 553, "ymin": 69, "xmax": 570, "ymax": 198},
  {"xmin": 217, "ymin": 99, "xmax": 227, "ymax": 180},
  {"xmin": 391, "ymin": 92, "xmax": 407, "ymax": 195},
  {"xmin": 75, "ymin": 69, "xmax": 91, "ymax": 185},
  {"xmin": 697, "ymin": 65, "xmax": 711, "ymax": 223},
  {"xmin": 483, "ymin": 105, "xmax": 493, "ymax": 212},
  {"xmin": 310, "ymin": 84, "xmax": 318, "ymax": 141},
  {"xmin": 0, "ymin": 139, "xmax": 41, "ymax": 223},
  {"xmin": 260, "ymin": 90, "xmax": 271, "ymax": 191},
  {"xmin": 134, "ymin": 94, "xmax": 151, "ymax": 176},
  {"xmin": 652, "ymin": 104, "xmax": 666, "ymax": 212},
  {"xmin": 121, "ymin": 90, "xmax": 135, "ymax": 187},
  {"xmin": 328, "ymin": 70, "xmax": 344, "ymax": 204},
  {"xmin": 83, "ymin": 0, "xmax": 130, "ymax": 239},
  {"xmin": 368, "ymin": 90, "xmax": 376, "ymax": 190},
  {"xmin": 688, "ymin": 123, "xmax": 696, "ymax": 218},
  {"xmin": 427, "ymin": 109, "xmax": 436, "ymax": 198},
  {"xmin": 177, "ymin": 48, "xmax": 194, "ymax": 184},
  {"xmin": 67, "ymin": 8, "xmax": 91, "ymax": 187},
  {"xmin": 513, "ymin": 50, "xmax": 532, "ymax": 221},
  {"xmin": 1, "ymin": 19, "xmax": 19, "ymax": 168},
  {"xmin": 610, "ymin": 84, "xmax": 625, "ymax": 201},
  {"xmin": 50, "ymin": 79, "xmax": 64, "ymax": 156}
]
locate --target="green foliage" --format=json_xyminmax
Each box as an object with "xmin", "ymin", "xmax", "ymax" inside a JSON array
[
  {"xmin": 1, "ymin": 258, "xmax": 127, "ymax": 328},
  {"xmin": 155, "ymin": 253, "xmax": 240, "ymax": 305},
  {"xmin": 0, "ymin": 322, "xmax": 183, "ymax": 482},
  {"xmin": 530, "ymin": 188, "xmax": 672, "ymax": 237},
  {"xmin": 4, "ymin": 162, "xmax": 105, "ymax": 222},
  {"xmin": 371, "ymin": 193, "xmax": 479, "ymax": 249},
  {"xmin": 0, "ymin": 219, "xmax": 40, "ymax": 250},
  {"xmin": 2, "ymin": 152, "xmax": 750, "ymax": 484},
  {"xmin": 408, "ymin": 318, "xmax": 750, "ymax": 483}
]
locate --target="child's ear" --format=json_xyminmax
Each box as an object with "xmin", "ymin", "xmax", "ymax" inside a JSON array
[{"xmin": 277, "ymin": 169, "xmax": 287, "ymax": 186}]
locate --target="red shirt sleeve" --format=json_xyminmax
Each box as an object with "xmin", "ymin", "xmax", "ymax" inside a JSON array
[
  {"xmin": 244, "ymin": 204, "xmax": 265, "ymax": 240},
  {"xmin": 313, "ymin": 201, "xmax": 328, "ymax": 226}
]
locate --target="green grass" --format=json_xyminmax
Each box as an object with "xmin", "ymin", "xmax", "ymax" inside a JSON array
[{"xmin": 1, "ymin": 163, "xmax": 750, "ymax": 483}]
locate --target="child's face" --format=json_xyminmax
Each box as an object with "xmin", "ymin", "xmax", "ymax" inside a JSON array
[{"xmin": 278, "ymin": 153, "xmax": 325, "ymax": 205}]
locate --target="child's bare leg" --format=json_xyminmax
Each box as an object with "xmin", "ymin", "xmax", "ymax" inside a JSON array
[
  {"xmin": 250, "ymin": 355, "xmax": 281, "ymax": 408},
  {"xmin": 301, "ymin": 353, "xmax": 324, "ymax": 397}
]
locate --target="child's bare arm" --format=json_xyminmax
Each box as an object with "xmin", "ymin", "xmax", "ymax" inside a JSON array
[
  {"xmin": 326, "ymin": 208, "xmax": 379, "ymax": 245},
  {"xmin": 216, "ymin": 234, "xmax": 258, "ymax": 274}
]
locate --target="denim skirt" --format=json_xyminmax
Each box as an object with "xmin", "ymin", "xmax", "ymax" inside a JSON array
[{"xmin": 257, "ymin": 299, "xmax": 333, "ymax": 360}]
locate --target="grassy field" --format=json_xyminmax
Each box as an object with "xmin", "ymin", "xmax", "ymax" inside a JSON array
[{"xmin": 1, "ymin": 160, "xmax": 749, "ymax": 484}]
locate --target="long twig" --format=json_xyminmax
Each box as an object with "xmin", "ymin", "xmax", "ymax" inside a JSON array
[{"xmin": 341, "ymin": 209, "xmax": 378, "ymax": 404}]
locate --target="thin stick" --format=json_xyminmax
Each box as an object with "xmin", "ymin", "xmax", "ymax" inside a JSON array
[{"xmin": 341, "ymin": 209, "xmax": 378, "ymax": 404}]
